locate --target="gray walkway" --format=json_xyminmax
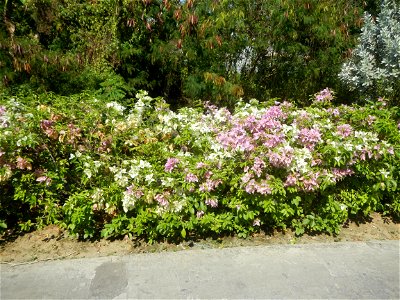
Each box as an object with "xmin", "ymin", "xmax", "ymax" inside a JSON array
[{"xmin": 1, "ymin": 240, "xmax": 399, "ymax": 299}]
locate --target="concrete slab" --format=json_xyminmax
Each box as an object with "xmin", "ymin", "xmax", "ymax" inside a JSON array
[{"xmin": 1, "ymin": 240, "xmax": 399, "ymax": 299}]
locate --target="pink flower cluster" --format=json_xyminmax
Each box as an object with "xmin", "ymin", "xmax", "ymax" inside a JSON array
[
  {"xmin": 36, "ymin": 175, "xmax": 52, "ymax": 185},
  {"xmin": 126, "ymin": 185, "xmax": 144, "ymax": 198},
  {"xmin": 354, "ymin": 145, "xmax": 390, "ymax": 161},
  {"xmin": 336, "ymin": 124, "xmax": 353, "ymax": 138},
  {"xmin": 155, "ymin": 193, "xmax": 169, "ymax": 207},
  {"xmin": 196, "ymin": 162, "xmax": 207, "ymax": 169},
  {"xmin": 331, "ymin": 168, "xmax": 354, "ymax": 182},
  {"xmin": 367, "ymin": 115, "xmax": 377, "ymax": 126},
  {"xmin": 251, "ymin": 157, "xmax": 266, "ymax": 177},
  {"xmin": 40, "ymin": 119, "xmax": 57, "ymax": 139},
  {"xmin": 315, "ymin": 88, "xmax": 333, "ymax": 103},
  {"xmin": 297, "ymin": 128, "xmax": 322, "ymax": 149},
  {"xmin": 244, "ymin": 179, "xmax": 272, "ymax": 195},
  {"xmin": 217, "ymin": 124, "xmax": 254, "ymax": 152},
  {"xmin": 165, "ymin": 158, "xmax": 180, "ymax": 172},
  {"xmin": 185, "ymin": 172, "xmax": 199, "ymax": 183},
  {"xmin": 267, "ymin": 146, "xmax": 294, "ymax": 168},
  {"xmin": 199, "ymin": 178, "xmax": 222, "ymax": 192},
  {"xmin": 16, "ymin": 157, "xmax": 32, "ymax": 170},
  {"xmin": 205, "ymin": 198, "xmax": 218, "ymax": 208},
  {"xmin": 196, "ymin": 210, "xmax": 205, "ymax": 218},
  {"xmin": 284, "ymin": 173, "xmax": 298, "ymax": 187},
  {"xmin": 326, "ymin": 108, "xmax": 340, "ymax": 117},
  {"xmin": 302, "ymin": 173, "xmax": 320, "ymax": 192},
  {"xmin": 217, "ymin": 106, "xmax": 287, "ymax": 152}
]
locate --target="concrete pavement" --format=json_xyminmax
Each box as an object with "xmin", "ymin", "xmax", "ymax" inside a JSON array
[{"xmin": 1, "ymin": 240, "xmax": 399, "ymax": 299}]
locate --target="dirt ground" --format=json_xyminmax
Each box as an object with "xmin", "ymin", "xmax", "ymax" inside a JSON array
[{"xmin": 1, "ymin": 212, "xmax": 399, "ymax": 265}]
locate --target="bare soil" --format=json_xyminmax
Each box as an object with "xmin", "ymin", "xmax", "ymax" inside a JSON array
[{"xmin": 1, "ymin": 212, "xmax": 399, "ymax": 265}]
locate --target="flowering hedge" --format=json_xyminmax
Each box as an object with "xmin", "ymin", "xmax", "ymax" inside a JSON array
[{"xmin": 1, "ymin": 90, "xmax": 399, "ymax": 241}]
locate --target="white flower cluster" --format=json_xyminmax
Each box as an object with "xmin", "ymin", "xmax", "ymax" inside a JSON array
[{"xmin": 106, "ymin": 101, "xmax": 125, "ymax": 114}]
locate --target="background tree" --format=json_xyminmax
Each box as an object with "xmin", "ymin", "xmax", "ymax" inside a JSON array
[
  {"xmin": 339, "ymin": 0, "xmax": 400, "ymax": 104},
  {"xmin": 0, "ymin": 0, "xmax": 385, "ymax": 107}
]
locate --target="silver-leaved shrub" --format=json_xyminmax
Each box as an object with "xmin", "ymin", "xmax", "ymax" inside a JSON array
[{"xmin": 339, "ymin": 0, "xmax": 400, "ymax": 102}]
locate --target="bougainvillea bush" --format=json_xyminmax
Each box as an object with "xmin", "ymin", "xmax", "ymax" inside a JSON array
[{"xmin": 1, "ymin": 90, "xmax": 399, "ymax": 241}]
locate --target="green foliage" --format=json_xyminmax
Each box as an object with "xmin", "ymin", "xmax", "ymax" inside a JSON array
[
  {"xmin": 1, "ymin": 91, "xmax": 399, "ymax": 240},
  {"xmin": 0, "ymin": 0, "xmax": 380, "ymax": 107}
]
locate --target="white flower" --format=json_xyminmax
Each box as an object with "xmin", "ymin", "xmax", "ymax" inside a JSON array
[
  {"xmin": 138, "ymin": 160, "xmax": 151, "ymax": 169},
  {"xmin": 114, "ymin": 169, "xmax": 128, "ymax": 186},
  {"xmin": 161, "ymin": 177, "xmax": 175, "ymax": 187},
  {"xmin": 122, "ymin": 194, "xmax": 136, "ymax": 213},
  {"xmin": 379, "ymin": 169, "xmax": 390, "ymax": 178},
  {"xmin": 91, "ymin": 188, "xmax": 104, "ymax": 202},
  {"xmin": 84, "ymin": 169, "xmax": 92, "ymax": 178},
  {"xmin": 109, "ymin": 166, "xmax": 119, "ymax": 173},
  {"xmin": 145, "ymin": 173, "xmax": 155, "ymax": 183},
  {"xmin": 128, "ymin": 167, "xmax": 139, "ymax": 179},
  {"xmin": 106, "ymin": 102, "xmax": 125, "ymax": 114}
]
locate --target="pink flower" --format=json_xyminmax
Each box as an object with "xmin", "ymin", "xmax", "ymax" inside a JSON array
[
  {"xmin": 185, "ymin": 173, "xmax": 199, "ymax": 183},
  {"xmin": 251, "ymin": 157, "xmax": 266, "ymax": 177},
  {"xmin": 268, "ymin": 146, "xmax": 293, "ymax": 168},
  {"xmin": 367, "ymin": 115, "xmax": 376, "ymax": 126},
  {"xmin": 262, "ymin": 134, "xmax": 284, "ymax": 148},
  {"xmin": 126, "ymin": 185, "xmax": 144, "ymax": 198},
  {"xmin": 314, "ymin": 88, "xmax": 333, "ymax": 103},
  {"xmin": 199, "ymin": 179, "xmax": 222, "ymax": 192},
  {"xmin": 16, "ymin": 157, "xmax": 32, "ymax": 170},
  {"xmin": 284, "ymin": 173, "xmax": 298, "ymax": 187},
  {"xmin": 196, "ymin": 210, "xmax": 205, "ymax": 218},
  {"xmin": 303, "ymin": 173, "xmax": 319, "ymax": 192},
  {"xmin": 253, "ymin": 219, "xmax": 261, "ymax": 226},
  {"xmin": 256, "ymin": 180, "xmax": 272, "ymax": 195},
  {"xmin": 245, "ymin": 179, "xmax": 257, "ymax": 194},
  {"xmin": 204, "ymin": 170, "xmax": 213, "ymax": 179},
  {"xmin": 336, "ymin": 124, "xmax": 353, "ymax": 138},
  {"xmin": 298, "ymin": 128, "xmax": 322, "ymax": 149},
  {"xmin": 241, "ymin": 172, "xmax": 253, "ymax": 184},
  {"xmin": 205, "ymin": 198, "xmax": 218, "ymax": 208},
  {"xmin": 196, "ymin": 162, "xmax": 207, "ymax": 169},
  {"xmin": 165, "ymin": 158, "xmax": 179, "ymax": 172},
  {"xmin": 40, "ymin": 120, "xmax": 58, "ymax": 139},
  {"xmin": 40, "ymin": 119, "xmax": 54, "ymax": 130},
  {"xmin": 36, "ymin": 176, "xmax": 52, "ymax": 185},
  {"xmin": 216, "ymin": 125, "xmax": 254, "ymax": 152},
  {"xmin": 155, "ymin": 193, "xmax": 169, "ymax": 207},
  {"xmin": 311, "ymin": 158, "xmax": 322, "ymax": 166},
  {"xmin": 332, "ymin": 168, "xmax": 354, "ymax": 182}
]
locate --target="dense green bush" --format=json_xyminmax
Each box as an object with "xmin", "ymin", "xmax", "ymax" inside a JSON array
[
  {"xmin": 0, "ymin": 90, "xmax": 399, "ymax": 241},
  {"xmin": 1, "ymin": 0, "xmax": 377, "ymax": 105}
]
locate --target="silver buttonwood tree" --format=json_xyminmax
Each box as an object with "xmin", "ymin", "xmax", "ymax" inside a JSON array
[{"xmin": 339, "ymin": 0, "xmax": 400, "ymax": 103}]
